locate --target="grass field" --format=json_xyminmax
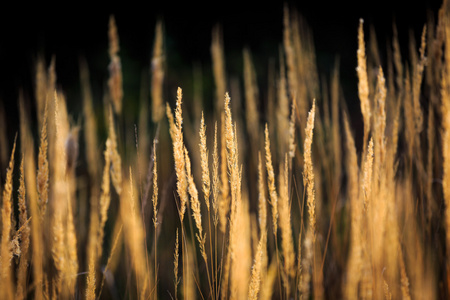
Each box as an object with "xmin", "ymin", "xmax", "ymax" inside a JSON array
[{"xmin": 0, "ymin": 2, "xmax": 449, "ymax": 299}]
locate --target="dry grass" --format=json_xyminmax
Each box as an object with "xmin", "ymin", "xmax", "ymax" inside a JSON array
[{"xmin": 1, "ymin": 2, "xmax": 450, "ymax": 299}]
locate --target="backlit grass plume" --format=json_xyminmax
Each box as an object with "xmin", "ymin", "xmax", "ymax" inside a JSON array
[{"xmin": 0, "ymin": 137, "xmax": 16, "ymax": 299}]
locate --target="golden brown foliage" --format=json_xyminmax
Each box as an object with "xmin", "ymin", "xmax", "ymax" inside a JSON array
[
  {"xmin": 0, "ymin": 5, "xmax": 448, "ymax": 299},
  {"xmin": 0, "ymin": 137, "xmax": 16, "ymax": 299}
]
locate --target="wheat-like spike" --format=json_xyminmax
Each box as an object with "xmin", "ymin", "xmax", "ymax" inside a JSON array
[
  {"xmin": 16, "ymin": 155, "xmax": 30, "ymax": 300},
  {"xmin": 86, "ymin": 254, "xmax": 96, "ymax": 300},
  {"xmin": 212, "ymin": 122, "xmax": 219, "ymax": 226},
  {"xmin": 372, "ymin": 66, "xmax": 387, "ymax": 211},
  {"xmin": 184, "ymin": 147, "xmax": 207, "ymax": 262},
  {"xmin": 108, "ymin": 15, "xmax": 123, "ymax": 114},
  {"xmin": 362, "ymin": 138, "xmax": 374, "ymax": 211},
  {"xmin": 279, "ymin": 157, "xmax": 292, "ymax": 294},
  {"xmin": 373, "ymin": 71, "xmax": 389, "ymax": 283},
  {"xmin": 52, "ymin": 91, "xmax": 61, "ymax": 282},
  {"xmin": 174, "ymin": 229, "xmax": 180, "ymax": 299},
  {"xmin": 172, "ymin": 87, "xmax": 189, "ymax": 222},
  {"xmin": 265, "ymin": 124, "xmax": 278, "ymax": 237},
  {"xmin": 36, "ymin": 98, "xmax": 48, "ymax": 219},
  {"xmin": 219, "ymin": 113, "xmax": 230, "ymax": 232},
  {"xmin": 108, "ymin": 109, "xmax": 122, "ymax": 196},
  {"xmin": 248, "ymin": 231, "xmax": 266, "ymax": 300},
  {"xmin": 357, "ymin": 19, "xmax": 371, "ymax": 148},
  {"xmin": 258, "ymin": 152, "xmax": 267, "ymax": 234},
  {"xmin": 303, "ymin": 100, "xmax": 316, "ymax": 239},
  {"xmin": 279, "ymin": 154, "xmax": 295, "ymax": 280},
  {"xmin": 52, "ymin": 90, "xmax": 73, "ymax": 297},
  {"xmin": 152, "ymin": 143, "xmax": 159, "ymax": 228},
  {"xmin": 9, "ymin": 219, "xmax": 20, "ymax": 270},
  {"xmin": 225, "ymin": 91, "xmax": 246, "ymax": 299},
  {"xmin": 97, "ymin": 140, "xmax": 112, "ymax": 259},
  {"xmin": 151, "ymin": 20, "xmax": 165, "ymax": 122},
  {"xmin": 374, "ymin": 66, "xmax": 387, "ymax": 181},
  {"xmin": 224, "ymin": 93, "xmax": 238, "ymax": 177},
  {"xmin": 224, "ymin": 92, "xmax": 241, "ymax": 247},
  {"xmin": 0, "ymin": 137, "xmax": 16, "ymax": 299},
  {"xmin": 86, "ymin": 200, "xmax": 99, "ymax": 300},
  {"xmin": 166, "ymin": 102, "xmax": 176, "ymax": 141},
  {"xmin": 199, "ymin": 112, "xmax": 211, "ymax": 211},
  {"xmin": 289, "ymin": 100, "xmax": 296, "ymax": 161},
  {"xmin": 258, "ymin": 152, "xmax": 269, "ymax": 294}
]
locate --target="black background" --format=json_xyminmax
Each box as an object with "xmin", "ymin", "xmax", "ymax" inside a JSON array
[{"xmin": 0, "ymin": 1, "xmax": 444, "ymax": 139}]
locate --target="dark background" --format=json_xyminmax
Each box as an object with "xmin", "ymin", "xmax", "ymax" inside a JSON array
[{"xmin": 0, "ymin": 1, "xmax": 444, "ymax": 140}]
